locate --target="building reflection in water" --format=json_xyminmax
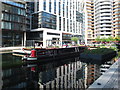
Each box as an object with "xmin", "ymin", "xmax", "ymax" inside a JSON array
[
  {"xmin": 2, "ymin": 54, "xmax": 113, "ymax": 89},
  {"xmin": 37, "ymin": 57, "xmax": 86, "ymax": 89},
  {"xmin": 86, "ymin": 64, "xmax": 101, "ymax": 87}
]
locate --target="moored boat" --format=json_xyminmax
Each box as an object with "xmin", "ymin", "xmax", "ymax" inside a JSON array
[{"xmin": 21, "ymin": 46, "xmax": 86, "ymax": 61}]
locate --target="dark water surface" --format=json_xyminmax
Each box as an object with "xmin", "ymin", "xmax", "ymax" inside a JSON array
[{"xmin": 1, "ymin": 53, "xmax": 113, "ymax": 89}]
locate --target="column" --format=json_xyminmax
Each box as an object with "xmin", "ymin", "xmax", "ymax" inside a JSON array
[
  {"xmin": 23, "ymin": 32, "xmax": 26, "ymax": 47},
  {"xmin": 43, "ymin": 30, "xmax": 47, "ymax": 48},
  {"xmin": 60, "ymin": 32, "xmax": 62, "ymax": 47},
  {"xmin": 39, "ymin": 0, "xmax": 43, "ymax": 12}
]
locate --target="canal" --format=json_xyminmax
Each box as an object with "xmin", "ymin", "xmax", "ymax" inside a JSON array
[{"xmin": 1, "ymin": 53, "xmax": 114, "ymax": 89}]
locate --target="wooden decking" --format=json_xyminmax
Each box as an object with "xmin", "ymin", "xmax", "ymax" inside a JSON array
[{"xmin": 88, "ymin": 59, "xmax": 120, "ymax": 89}]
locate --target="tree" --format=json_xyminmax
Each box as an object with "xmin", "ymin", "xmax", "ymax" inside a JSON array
[
  {"xmin": 101, "ymin": 37, "xmax": 106, "ymax": 42},
  {"xmin": 71, "ymin": 37, "xmax": 79, "ymax": 44},
  {"xmin": 106, "ymin": 36, "xmax": 114, "ymax": 43},
  {"xmin": 115, "ymin": 36, "xmax": 120, "ymax": 42},
  {"xmin": 95, "ymin": 36, "xmax": 101, "ymax": 42}
]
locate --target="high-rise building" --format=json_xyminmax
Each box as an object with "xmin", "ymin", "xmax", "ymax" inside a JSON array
[
  {"xmin": 26, "ymin": 0, "xmax": 84, "ymax": 48},
  {"xmin": 84, "ymin": 0, "xmax": 118, "ymax": 44},
  {"xmin": 83, "ymin": 0, "xmax": 94, "ymax": 44},
  {"xmin": 94, "ymin": 0, "xmax": 113, "ymax": 38},
  {"xmin": 112, "ymin": 0, "xmax": 120, "ymax": 37},
  {"xmin": 0, "ymin": 0, "xmax": 26, "ymax": 47}
]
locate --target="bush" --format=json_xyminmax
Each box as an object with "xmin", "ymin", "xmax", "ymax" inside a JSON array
[
  {"xmin": 83, "ymin": 48, "xmax": 115, "ymax": 55},
  {"xmin": 117, "ymin": 52, "xmax": 120, "ymax": 57}
]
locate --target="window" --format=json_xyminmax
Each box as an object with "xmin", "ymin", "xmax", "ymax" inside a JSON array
[
  {"xmin": 43, "ymin": 0, "xmax": 46, "ymax": 10},
  {"xmin": 59, "ymin": 17, "xmax": 61, "ymax": 30},
  {"xmin": 63, "ymin": 18, "xmax": 65, "ymax": 31},
  {"xmin": 1, "ymin": 22, "xmax": 4, "ymax": 29},
  {"xmin": 54, "ymin": 0, "xmax": 56, "ymax": 14},
  {"xmin": 49, "ymin": 0, "xmax": 52, "ymax": 12},
  {"xmin": 3, "ymin": 1, "xmax": 25, "ymax": 8},
  {"xmin": 59, "ymin": 2, "xmax": 61, "ymax": 15}
]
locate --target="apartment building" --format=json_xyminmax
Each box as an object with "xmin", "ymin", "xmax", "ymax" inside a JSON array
[
  {"xmin": 112, "ymin": 0, "xmax": 120, "ymax": 37},
  {"xmin": 84, "ymin": 0, "xmax": 119, "ymax": 44},
  {"xmin": 0, "ymin": 0, "xmax": 26, "ymax": 47},
  {"xmin": 84, "ymin": 0, "xmax": 94, "ymax": 44},
  {"xmin": 94, "ymin": 0, "xmax": 113, "ymax": 38},
  {"xmin": 26, "ymin": 0, "xmax": 84, "ymax": 48}
]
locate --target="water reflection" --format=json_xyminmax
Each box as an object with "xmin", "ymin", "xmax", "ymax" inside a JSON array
[{"xmin": 2, "ymin": 53, "xmax": 114, "ymax": 89}]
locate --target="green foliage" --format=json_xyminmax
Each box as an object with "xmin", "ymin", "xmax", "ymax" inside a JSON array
[
  {"xmin": 101, "ymin": 37, "xmax": 106, "ymax": 42},
  {"xmin": 71, "ymin": 37, "xmax": 79, "ymax": 43},
  {"xmin": 107, "ymin": 36, "xmax": 114, "ymax": 42},
  {"xmin": 83, "ymin": 48, "xmax": 115, "ymax": 55},
  {"xmin": 117, "ymin": 52, "xmax": 120, "ymax": 57},
  {"xmin": 95, "ymin": 36, "xmax": 115, "ymax": 42},
  {"xmin": 114, "ymin": 36, "xmax": 120, "ymax": 41},
  {"xmin": 95, "ymin": 36, "xmax": 101, "ymax": 42}
]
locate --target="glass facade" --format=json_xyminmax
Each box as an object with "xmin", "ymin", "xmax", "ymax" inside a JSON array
[
  {"xmin": 26, "ymin": 2, "xmax": 34, "ymax": 30},
  {"xmin": 2, "ymin": 3, "xmax": 25, "ymax": 16},
  {"xmin": 62, "ymin": 34, "xmax": 72, "ymax": 40},
  {"xmin": 1, "ymin": 2, "xmax": 26, "ymax": 47},
  {"xmin": 76, "ymin": 11, "xmax": 83, "ymax": 23},
  {"xmin": 32, "ymin": 11, "xmax": 57, "ymax": 30},
  {"xmin": 32, "ymin": 13, "xmax": 38, "ymax": 29},
  {"xmin": 3, "ymin": 1, "xmax": 25, "ymax": 8},
  {"xmin": 1, "ymin": 13, "xmax": 25, "ymax": 30},
  {"xmin": 2, "ymin": 31, "xmax": 22, "ymax": 47}
]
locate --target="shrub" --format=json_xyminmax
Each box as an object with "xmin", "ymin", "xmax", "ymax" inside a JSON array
[{"xmin": 83, "ymin": 48, "xmax": 115, "ymax": 55}]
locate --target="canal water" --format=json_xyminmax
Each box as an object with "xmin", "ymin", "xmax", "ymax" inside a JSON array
[{"xmin": 1, "ymin": 53, "xmax": 114, "ymax": 89}]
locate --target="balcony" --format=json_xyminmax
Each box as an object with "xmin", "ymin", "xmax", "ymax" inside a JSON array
[
  {"xmin": 86, "ymin": 1, "xmax": 94, "ymax": 4},
  {"xmin": 99, "ymin": 9, "xmax": 111, "ymax": 13},
  {"xmin": 100, "ymin": 17, "xmax": 112, "ymax": 20},
  {"xmin": 99, "ymin": 6, "xmax": 111, "ymax": 9}
]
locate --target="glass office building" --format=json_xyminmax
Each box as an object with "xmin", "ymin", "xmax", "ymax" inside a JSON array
[
  {"xmin": 26, "ymin": 0, "xmax": 84, "ymax": 48},
  {"xmin": 0, "ymin": 0, "xmax": 26, "ymax": 47},
  {"xmin": 32, "ymin": 11, "xmax": 57, "ymax": 30}
]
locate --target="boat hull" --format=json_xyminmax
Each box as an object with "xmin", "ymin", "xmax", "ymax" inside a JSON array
[
  {"xmin": 22, "ymin": 57, "xmax": 37, "ymax": 61},
  {"xmin": 27, "ymin": 57, "xmax": 37, "ymax": 61}
]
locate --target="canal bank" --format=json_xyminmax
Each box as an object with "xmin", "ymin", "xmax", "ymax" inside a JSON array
[
  {"xmin": 88, "ymin": 59, "xmax": 120, "ymax": 89},
  {"xmin": 0, "ymin": 46, "xmax": 25, "ymax": 54},
  {"xmin": 0, "ymin": 47, "xmax": 25, "ymax": 51}
]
